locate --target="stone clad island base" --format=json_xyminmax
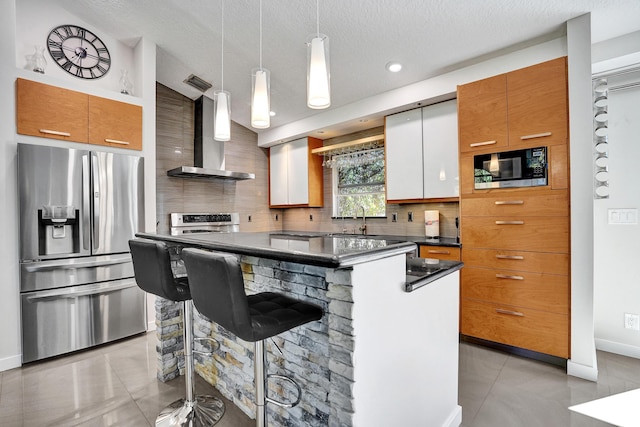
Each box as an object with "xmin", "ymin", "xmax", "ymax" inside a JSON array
[{"xmin": 146, "ymin": 235, "xmax": 461, "ymax": 427}]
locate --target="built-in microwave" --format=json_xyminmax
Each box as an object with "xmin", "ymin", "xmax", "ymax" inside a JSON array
[{"xmin": 474, "ymin": 146, "xmax": 547, "ymax": 189}]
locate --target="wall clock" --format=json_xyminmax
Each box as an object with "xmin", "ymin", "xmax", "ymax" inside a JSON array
[{"xmin": 47, "ymin": 24, "xmax": 111, "ymax": 79}]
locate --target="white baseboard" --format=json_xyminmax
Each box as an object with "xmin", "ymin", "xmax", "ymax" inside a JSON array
[
  {"xmin": 0, "ymin": 354, "xmax": 22, "ymax": 372},
  {"xmin": 444, "ymin": 405, "xmax": 462, "ymax": 427},
  {"xmin": 595, "ymin": 338, "xmax": 640, "ymax": 359},
  {"xmin": 567, "ymin": 359, "xmax": 599, "ymax": 382},
  {"xmin": 147, "ymin": 320, "xmax": 156, "ymax": 331}
]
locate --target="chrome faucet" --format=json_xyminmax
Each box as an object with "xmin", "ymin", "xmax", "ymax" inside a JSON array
[{"xmin": 356, "ymin": 205, "xmax": 367, "ymax": 235}]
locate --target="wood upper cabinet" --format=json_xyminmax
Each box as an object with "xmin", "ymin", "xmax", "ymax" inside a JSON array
[
  {"xmin": 89, "ymin": 96, "xmax": 142, "ymax": 150},
  {"xmin": 16, "ymin": 78, "xmax": 142, "ymax": 151},
  {"xmin": 269, "ymin": 137, "xmax": 323, "ymax": 208},
  {"xmin": 507, "ymin": 57, "xmax": 568, "ymax": 147},
  {"xmin": 17, "ymin": 78, "xmax": 89, "ymax": 143},
  {"xmin": 457, "ymin": 57, "xmax": 567, "ymax": 154},
  {"xmin": 458, "ymin": 74, "xmax": 508, "ymax": 154}
]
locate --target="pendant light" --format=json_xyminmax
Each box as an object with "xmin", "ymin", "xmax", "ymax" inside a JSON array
[
  {"xmin": 214, "ymin": 0, "xmax": 231, "ymax": 141},
  {"xmin": 251, "ymin": 0, "xmax": 270, "ymax": 129},
  {"xmin": 307, "ymin": 0, "xmax": 330, "ymax": 109}
]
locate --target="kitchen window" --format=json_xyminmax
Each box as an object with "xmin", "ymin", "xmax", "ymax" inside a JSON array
[{"xmin": 332, "ymin": 148, "xmax": 386, "ymax": 217}]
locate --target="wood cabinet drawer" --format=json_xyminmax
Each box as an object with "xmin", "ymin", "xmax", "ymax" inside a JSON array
[
  {"xmin": 460, "ymin": 299, "xmax": 569, "ymax": 358},
  {"xmin": 462, "ymin": 248, "xmax": 569, "ymax": 275},
  {"xmin": 461, "ymin": 216, "xmax": 569, "ymax": 252},
  {"xmin": 419, "ymin": 245, "xmax": 460, "ymax": 261},
  {"xmin": 461, "ymin": 267, "xmax": 568, "ymax": 314},
  {"xmin": 461, "ymin": 191, "xmax": 568, "ymax": 217}
]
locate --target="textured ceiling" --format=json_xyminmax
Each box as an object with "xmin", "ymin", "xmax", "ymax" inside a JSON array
[{"xmin": 53, "ymin": 0, "xmax": 640, "ymax": 137}]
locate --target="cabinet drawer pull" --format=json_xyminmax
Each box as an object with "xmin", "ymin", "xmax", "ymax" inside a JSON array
[
  {"xmin": 495, "ymin": 220, "xmax": 524, "ymax": 225},
  {"xmin": 427, "ymin": 250, "xmax": 450, "ymax": 255},
  {"xmin": 495, "ymin": 255, "xmax": 524, "ymax": 260},
  {"xmin": 495, "ymin": 200, "xmax": 524, "ymax": 205},
  {"xmin": 469, "ymin": 140, "xmax": 497, "ymax": 147},
  {"xmin": 105, "ymin": 138, "xmax": 130, "ymax": 145},
  {"xmin": 39, "ymin": 129, "xmax": 71, "ymax": 137},
  {"xmin": 520, "ymin": 132, "xmax": 552, "ymax": 140},
  {"xmin": 496, "ymin": 308, "xmax": 524, "ymax": 317},
  {"xmin": 496, "ymin": 274, "xmax": 524, "ymax": 280}
]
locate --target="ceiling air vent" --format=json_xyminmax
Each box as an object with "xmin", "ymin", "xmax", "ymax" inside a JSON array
[{"xmin": 184, "ymin": 74, "xmax": 213, "ymax": 92}]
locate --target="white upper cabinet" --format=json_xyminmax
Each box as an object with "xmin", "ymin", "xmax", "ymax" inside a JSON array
[
  {"xmin": 269, "ymin": 137, "xmax": 324, "ymax": 207},
  {"xmin": 385, "ymin": 108, "xmax": 424, "ymax": 200},
  {"xmin": 385, "ymin": 100, "xmax": 459, "ymax": 201},
  {"xmin": 422, "ymin": 100, "xmax": 459, "ymax": 198}
]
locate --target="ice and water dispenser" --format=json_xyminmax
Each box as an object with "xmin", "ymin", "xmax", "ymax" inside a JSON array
[{"xmin": 37, "ymin": 205, "xmax": 80, "ymax": 256}]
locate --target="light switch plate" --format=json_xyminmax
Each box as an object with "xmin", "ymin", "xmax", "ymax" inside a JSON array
[{"xmin": 608, "ymin": 208, "xmax": 638, "ymax": 224}]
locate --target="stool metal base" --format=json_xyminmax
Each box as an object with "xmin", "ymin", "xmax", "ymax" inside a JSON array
[{"xmin": 156, "ymin": 395, "xmax": 225, "ymax": 427}]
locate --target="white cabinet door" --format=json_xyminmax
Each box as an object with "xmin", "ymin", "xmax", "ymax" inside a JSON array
[
  {"xmin": 422, "ymin": 100, "xmax": 459, "ymax": 198},
  {"xmin": 287, "ymin": 138, "xmax": 310, "ymax": 205},
  {"xmin": 385, "ymin": 108, "xmax": 424, "ymax": 200},
  {"xmin": 269, "ymin": 143, "xmax": 289, "ymax": 205}
]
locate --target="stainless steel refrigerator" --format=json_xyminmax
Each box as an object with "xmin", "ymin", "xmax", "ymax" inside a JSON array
[{"xmin": 18, "ymin": 143, "xmax": 146, "ymax": 363}]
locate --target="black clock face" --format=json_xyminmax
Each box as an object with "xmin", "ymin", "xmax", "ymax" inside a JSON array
[{"xmin": 47, "ymin": 25, "xmax": 111, "ymax": 79}]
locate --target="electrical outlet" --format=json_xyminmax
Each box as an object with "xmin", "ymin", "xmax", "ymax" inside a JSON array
[
  {"xmin": 624, "ymin": 313, "xmax": 640, "ymax": 331},
  {"xmin": 275, "ymin": 214, "xmax": 279, "ymax": 221},
  {"xmin": 408, "ymin": 212, "xmax": 413, "ymax": 222},
  {"xmin": 310, "ymin": 214, "xmax": 313, "ymax": 221},
  {"xmin": 392, "ymin": 212, "xmax": 398, "ymax": 222}
]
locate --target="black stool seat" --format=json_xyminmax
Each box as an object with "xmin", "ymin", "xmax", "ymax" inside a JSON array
[
  {"xmin": 181, "ymin": 249, "xmax": 323, "ymax": 342},
  {"xmin": 129, "ymin": 238, "xmax": 224, "ymax": 427},
  {"xmin": 181, "ymin": 248, "xmax": 323, "ymax": 427}
]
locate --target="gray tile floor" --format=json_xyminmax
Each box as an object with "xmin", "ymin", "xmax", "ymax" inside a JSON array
[{"xmin": 1, "ymin": 332, "xmax": 638, "ymax": 426}]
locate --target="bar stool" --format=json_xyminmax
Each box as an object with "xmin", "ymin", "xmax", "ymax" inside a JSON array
[
  {"xmin": 129, "ymin": 238, "xmax": 225, "ymax": 427},
  {"xmin": 181, "ymin": 248, "xmax": 323, "ymax": 427}
]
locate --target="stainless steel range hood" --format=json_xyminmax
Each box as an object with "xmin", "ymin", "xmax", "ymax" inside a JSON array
[{"xmin": 167, "ymin": 96, "xmax": 255, "ymax": 181}]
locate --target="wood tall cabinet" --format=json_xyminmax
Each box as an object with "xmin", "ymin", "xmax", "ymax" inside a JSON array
[
  {"xmin": 269, "ymin": 137, "xmax": 324, "ymax": 208},
  {"xmin": 16, "ymin": 78, "xmax": 142, "ymax": 150},
  {"xmin": 457, "ymin": 57, "xmax": 571, "ymax": 359}
]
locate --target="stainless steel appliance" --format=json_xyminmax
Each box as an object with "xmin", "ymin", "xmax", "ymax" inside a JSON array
[
  {"xmin": 473, "ymin": 146, "xmax": 547, "ymax": 189},
  {"xmin": 170, "ymin": 212, "xmax": 240, "ymax": 235},
  {"xmin": 18, "ymin": 143, "xmax": 146, "ymax": 363}
]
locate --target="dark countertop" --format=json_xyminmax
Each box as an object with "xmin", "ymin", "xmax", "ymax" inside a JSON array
[
  {"xmin": 136, "ymin": 231, "xmax": 417, "ymax": 268},
  {"xmin": 405, "ymin": 257, "xmax": 463, "ymax": 292},
  {"xmin": 277, "ymin": 231, "xmax": 461, "ymax": 247}
]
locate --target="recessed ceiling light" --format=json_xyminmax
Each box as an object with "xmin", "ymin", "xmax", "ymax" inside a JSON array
[
  {"xmin": 269, "ymin": 111, "xmax": 276, "ymax": 117},
  {"xmin": 385, "ymin": 62, "xmax": 402, "ymax": 72},
  {"xmin": 317, "ymin": 130, "xmax": 325, "ymax": 134}
]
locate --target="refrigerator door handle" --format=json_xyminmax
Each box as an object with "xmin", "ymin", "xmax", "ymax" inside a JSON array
[
  {"xmin": 91, "ymin": 153, "xmax": 100, "ymax": 251},
  {"xmin": 82, "ymin": 154, "xmax": 91, "ymax": 250},
  {"xmin": 25, "ymin": 279, "xmax": 137, "ymax": 302},
  {"xmin": 23, "ymin": 254, "xmax": 132, "ymax": 272}
]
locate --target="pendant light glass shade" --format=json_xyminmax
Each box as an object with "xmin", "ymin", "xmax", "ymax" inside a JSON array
[
  {"xmin": 307, "ymin": 34, "xmax": 330, "ymax": 109},
  {"xmin": 251, "ymin": 68, "xmax": 270, "ymax": 128},
  {"xmin": 214, "ymin": 90, "xmax": 231, "ymax": 141}
]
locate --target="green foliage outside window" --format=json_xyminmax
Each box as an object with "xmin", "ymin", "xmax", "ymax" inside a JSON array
[{"xmin": 333, "ymin": 149, "xmax": 386, "ymax": 217}]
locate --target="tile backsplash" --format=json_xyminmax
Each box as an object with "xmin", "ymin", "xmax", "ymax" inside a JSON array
[{"xmin": 156, "ymin": 88, "xmax": 459, "ymax": 238}]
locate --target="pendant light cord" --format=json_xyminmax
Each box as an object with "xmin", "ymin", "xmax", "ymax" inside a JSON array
[
  {"xmin": 316, "ymin": 0, "xmax": 320, "ymax": 37},
  {"xmin": 259, "ymin": 0, "xmax": 263, "ymax": 70},
  {"xmin": 221, "ymin": 0, "xmax": 224, "ymax": 91}
]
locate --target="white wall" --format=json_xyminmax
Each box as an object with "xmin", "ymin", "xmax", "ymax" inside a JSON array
[
  {"xmin": 593, "ymin": 66, "xmax": 640, "ymax": 358},
  {"xmin": 0, "ymin": 0, "xmax": 157, "ymax": 370}
]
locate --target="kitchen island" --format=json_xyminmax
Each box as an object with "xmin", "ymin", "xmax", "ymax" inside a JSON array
[{"xmin": 137, "ymin": 231, "xmax": 462, "ymax": 427}]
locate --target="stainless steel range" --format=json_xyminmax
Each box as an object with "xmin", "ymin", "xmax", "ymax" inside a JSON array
[{"xmin": 170, "ymin": 213, "xmax": 240, "ymax": 235}]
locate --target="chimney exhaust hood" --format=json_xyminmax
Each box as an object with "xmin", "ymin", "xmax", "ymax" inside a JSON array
[{"xmin": 167, "ymin": 96, "xmax": 255, "ymax": 181}]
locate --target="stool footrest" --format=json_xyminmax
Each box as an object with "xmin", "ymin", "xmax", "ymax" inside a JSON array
[
  {"xmin": 193, "ymin": 337, "xmax": 220, "ymax": 356},
  {"xmin": 265, "ymin": 374, "xmax": 302, "ymax": 408}
]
